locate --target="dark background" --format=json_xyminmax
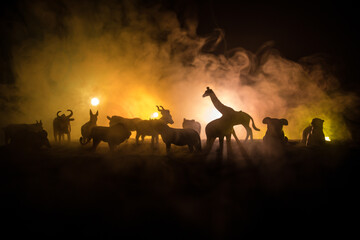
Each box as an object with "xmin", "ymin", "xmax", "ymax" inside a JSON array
[
  {"xmin": 178, "ymin": 0, "xmax": 360, "ymax": 91},
  {"xmin": 1, "ymin": 0, "xmax": 359, "ymax": 91}
]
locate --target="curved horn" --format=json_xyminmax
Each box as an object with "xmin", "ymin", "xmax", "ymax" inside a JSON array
[
  {"xmin": 156, "ymin": 105, "xmax": 160, "ymax": 111},
  {"xmin": 67, "ymin": 109, "xmax": 73, "ymax": 118},
  {"xmin": 57, "ymin": 111, "xmax": 62, "ymax": 117},
  {"xmin": 160, "ymin": 106, "xmax": 165, "ymax": 110}
]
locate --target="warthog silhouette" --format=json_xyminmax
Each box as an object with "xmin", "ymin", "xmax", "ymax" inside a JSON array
[
  {"xmin": 135, "ymin": 106, "xmax": 174, "ymax": 148},
  {"xmin": 182, "ymin": 118, "xmax": 201, "ymax": 135},
  {"xmin": 53, "ymin": 109, "xmax": 74, "ymax": 143},
  {"xmin": 3, "ymin": 120, "xmax": 43, "ymax": 144},
  {"xmin": 107, "ymin": 116, "xmax": 142, "ymax": 130},
  {"xmin": 302, "ymin": 118, "xmax": 325, "ymax": 146},
  {"xmin": 81, "ymin": 123, "xmax": 131, "ymax": 151},
  {"xmin": 10, "ymin": 129, "xmax": 50, "ymax": 150},
  {"xmin": 154, "ymin": 121, "xmax": 201, "ymax": 153},
  {"xmin": 80, "ymin": 110, "xmax": 98, "ymax": 145}
]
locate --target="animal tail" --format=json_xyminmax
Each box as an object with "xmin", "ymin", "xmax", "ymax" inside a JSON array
[
  {"xmin": 79, "ymin": 136, "xmax": 91, "ymax": 145},
  {"xmin": 250, "ymin": 116, "xmax": 260, "ymax": 131}
]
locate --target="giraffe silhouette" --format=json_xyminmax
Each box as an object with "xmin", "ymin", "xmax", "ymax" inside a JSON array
[{"xmin": 203, "ymin": 87, "xmax": 260, "ymax": 157}]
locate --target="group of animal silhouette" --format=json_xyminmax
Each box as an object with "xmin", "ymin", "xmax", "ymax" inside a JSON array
[{"xmin": 2, "ymin": 87, "xmax": 326, "ymax": 154}]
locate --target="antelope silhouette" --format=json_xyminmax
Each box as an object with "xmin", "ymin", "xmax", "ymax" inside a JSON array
[
  {"xmin": 202, "ymin": 87, "xmax": 260, "ymax": 156},
  {"xmin": 153, "ymin": 121, "xmax": 201, "ymax": 153},
  {"xmin": 135, "ymin": 106, "xmax": 174, "ymax": 148},
  {"xmin": 82, "ymin": 123, "xmax": 131, "ymax": 151},
  {"xmin": 182, "ymin": 118, "xmax": 201, "ymax": 135},
  {"xmin": 79, "ymin": 110, "xmax": 98, "ymax": 145}
]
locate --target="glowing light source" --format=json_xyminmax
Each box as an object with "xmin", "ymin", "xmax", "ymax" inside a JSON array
[
  {"xmin": 325, "ymin": 136, "xmax": 331, "ymax": 142},
  {"xmin": 151, "ymin": 112, "xmax": 159, "ymax": 119},
  {"xmin": 206, "ymin": 108, "xmax": 222, "ymax": 122},
  {"xmin": 91, "ymin": 97, "xmax": 100, "ymax": 106}
]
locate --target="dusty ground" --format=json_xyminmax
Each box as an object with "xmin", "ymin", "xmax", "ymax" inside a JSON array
[{"xmin": 1, "ymin": 139, "xmax": 359, "ymax": 238}]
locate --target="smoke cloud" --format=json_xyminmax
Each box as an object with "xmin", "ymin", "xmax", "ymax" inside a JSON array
[{"xmin": 0, "ymin": 0, "xmax": 357, "ymax": 141}]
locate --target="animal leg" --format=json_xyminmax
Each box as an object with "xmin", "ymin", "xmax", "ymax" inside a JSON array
[
  {"xmin": 196, "ymin": 140, "xmax": 202, "ymax": 152},
  {"xmin": 67, "ymin": 133, "xmax": 71, "ymax": 142},
  {"xmin": 108, "ymin": 142, "xmax": 115, "ymax": 152},
  {"xmin": 226, "ymin": 134, "xmax": 233, "ymax": 158},
  {"xmin": 244, "ymin": 125, "xmax": 253, "ymax": 141},
  {"xmin": 188, "ymin": 145, "xmax": 194, "ymax": 152},
  {"xmin": 136, "ymin": 132, "xmax": 141, "ymax": 145},
  {"xmin": 166, "ymin": 143, "xmax": 171, "ymax": 154},
  {"xmin": 151, "ymin": 136, "xmax": 157, "ymax": 149},
  {"xmin": 92, "ymin": 139, "xmax": 100, "ymax": 151},
  {"xmin": 204, "ymin": 138, "xmax": 215, "ymax": 155},
  {"xmin": 218, "ymin": 137, "xmax": 224, "ymax": 156}
]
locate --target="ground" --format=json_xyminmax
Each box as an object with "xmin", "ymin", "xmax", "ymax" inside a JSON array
[{"xmin": 1, "ymin": 139, "xmax": 359, "ymax": 238}]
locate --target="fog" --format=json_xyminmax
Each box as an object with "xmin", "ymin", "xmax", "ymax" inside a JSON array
[{"xmin": 0, "ymin": 0, "xmax": 357, "ymax": 141}]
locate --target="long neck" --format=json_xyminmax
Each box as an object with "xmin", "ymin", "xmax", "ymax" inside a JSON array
[{"xmin": 209, "ymin": 92, "xmax": 234, "ymax": 115}]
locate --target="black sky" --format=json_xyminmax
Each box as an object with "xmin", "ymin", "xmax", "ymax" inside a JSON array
[
  {"xmin": 171, "ymin": 0, "xmax": 360, "ymax": 90},
  {"xmin": 1, "ymin": 0, "xmax": 359, "ymax": 90}
]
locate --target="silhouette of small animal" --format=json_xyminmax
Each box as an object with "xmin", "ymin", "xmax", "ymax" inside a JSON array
[
  {"xmin": 3, "ymin": 120, "xmax": 43, "ymax": 144},
  {"xmin": 302, "ymin": 118, "xmax": 325, "ymax": 146},
  {"xmin": 83, "ymin": 123, "xmax": 131, "ymax": 151},
  {"xmin": 107, "ymin": 116, "xmax": 142, "ymax": 130},
  {"xmin": 262, "ymin": 117, "xmax": 288, "ymax": 145},
  {"xmin": 80, "ymin": 110, "xmax": 98, "ymax": 145},
  {"xmin": 10, "ymin": 129, "xmax": 50, "ymax": 150},
  {"xmin": 182, "ymin": 118, "xmax": 201, "ymax": 135},
  {"xmin": 154, "ymin": 121, "xmax": 201, "ymax": 153},
  {"xmin": 53, "ymin": 110, "xmax": 74, "ymax": 143},
  {"xmin": 135, "ymin": 106, "xmax": 174, "ymax": 147}
]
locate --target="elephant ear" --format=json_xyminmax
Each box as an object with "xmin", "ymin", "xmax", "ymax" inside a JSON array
[
  {"xmin": 280, "ymin": 118, "xmax": 288, "ymax": 126},
  {"xmin": 262, "ymin": 117, "xmax": 271, "ymax": 124}
]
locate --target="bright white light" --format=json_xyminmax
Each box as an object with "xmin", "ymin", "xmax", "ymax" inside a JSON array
[
  {"xmin": 325, "ymin": 136, "xmax": 331, "ymax": 142},
  {"xmin": 91, "ymin": 97, "xmax": 100, "ymax": 106},
  {"xmin": 151, "ymin": 112, "xmax": 159, "ymax": 118},
  {"xmin": 206, "ymin": 108, "xmax": 222, "ymax": 122}
]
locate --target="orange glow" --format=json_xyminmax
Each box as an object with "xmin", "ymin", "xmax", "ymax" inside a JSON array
[
  {"xmin": 91, "ymin": 97, "xmax": 99, "ymax": 106},
  {"xmin": 151, "ymin": 112, "xmax": 159, "ymax": 119}
]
